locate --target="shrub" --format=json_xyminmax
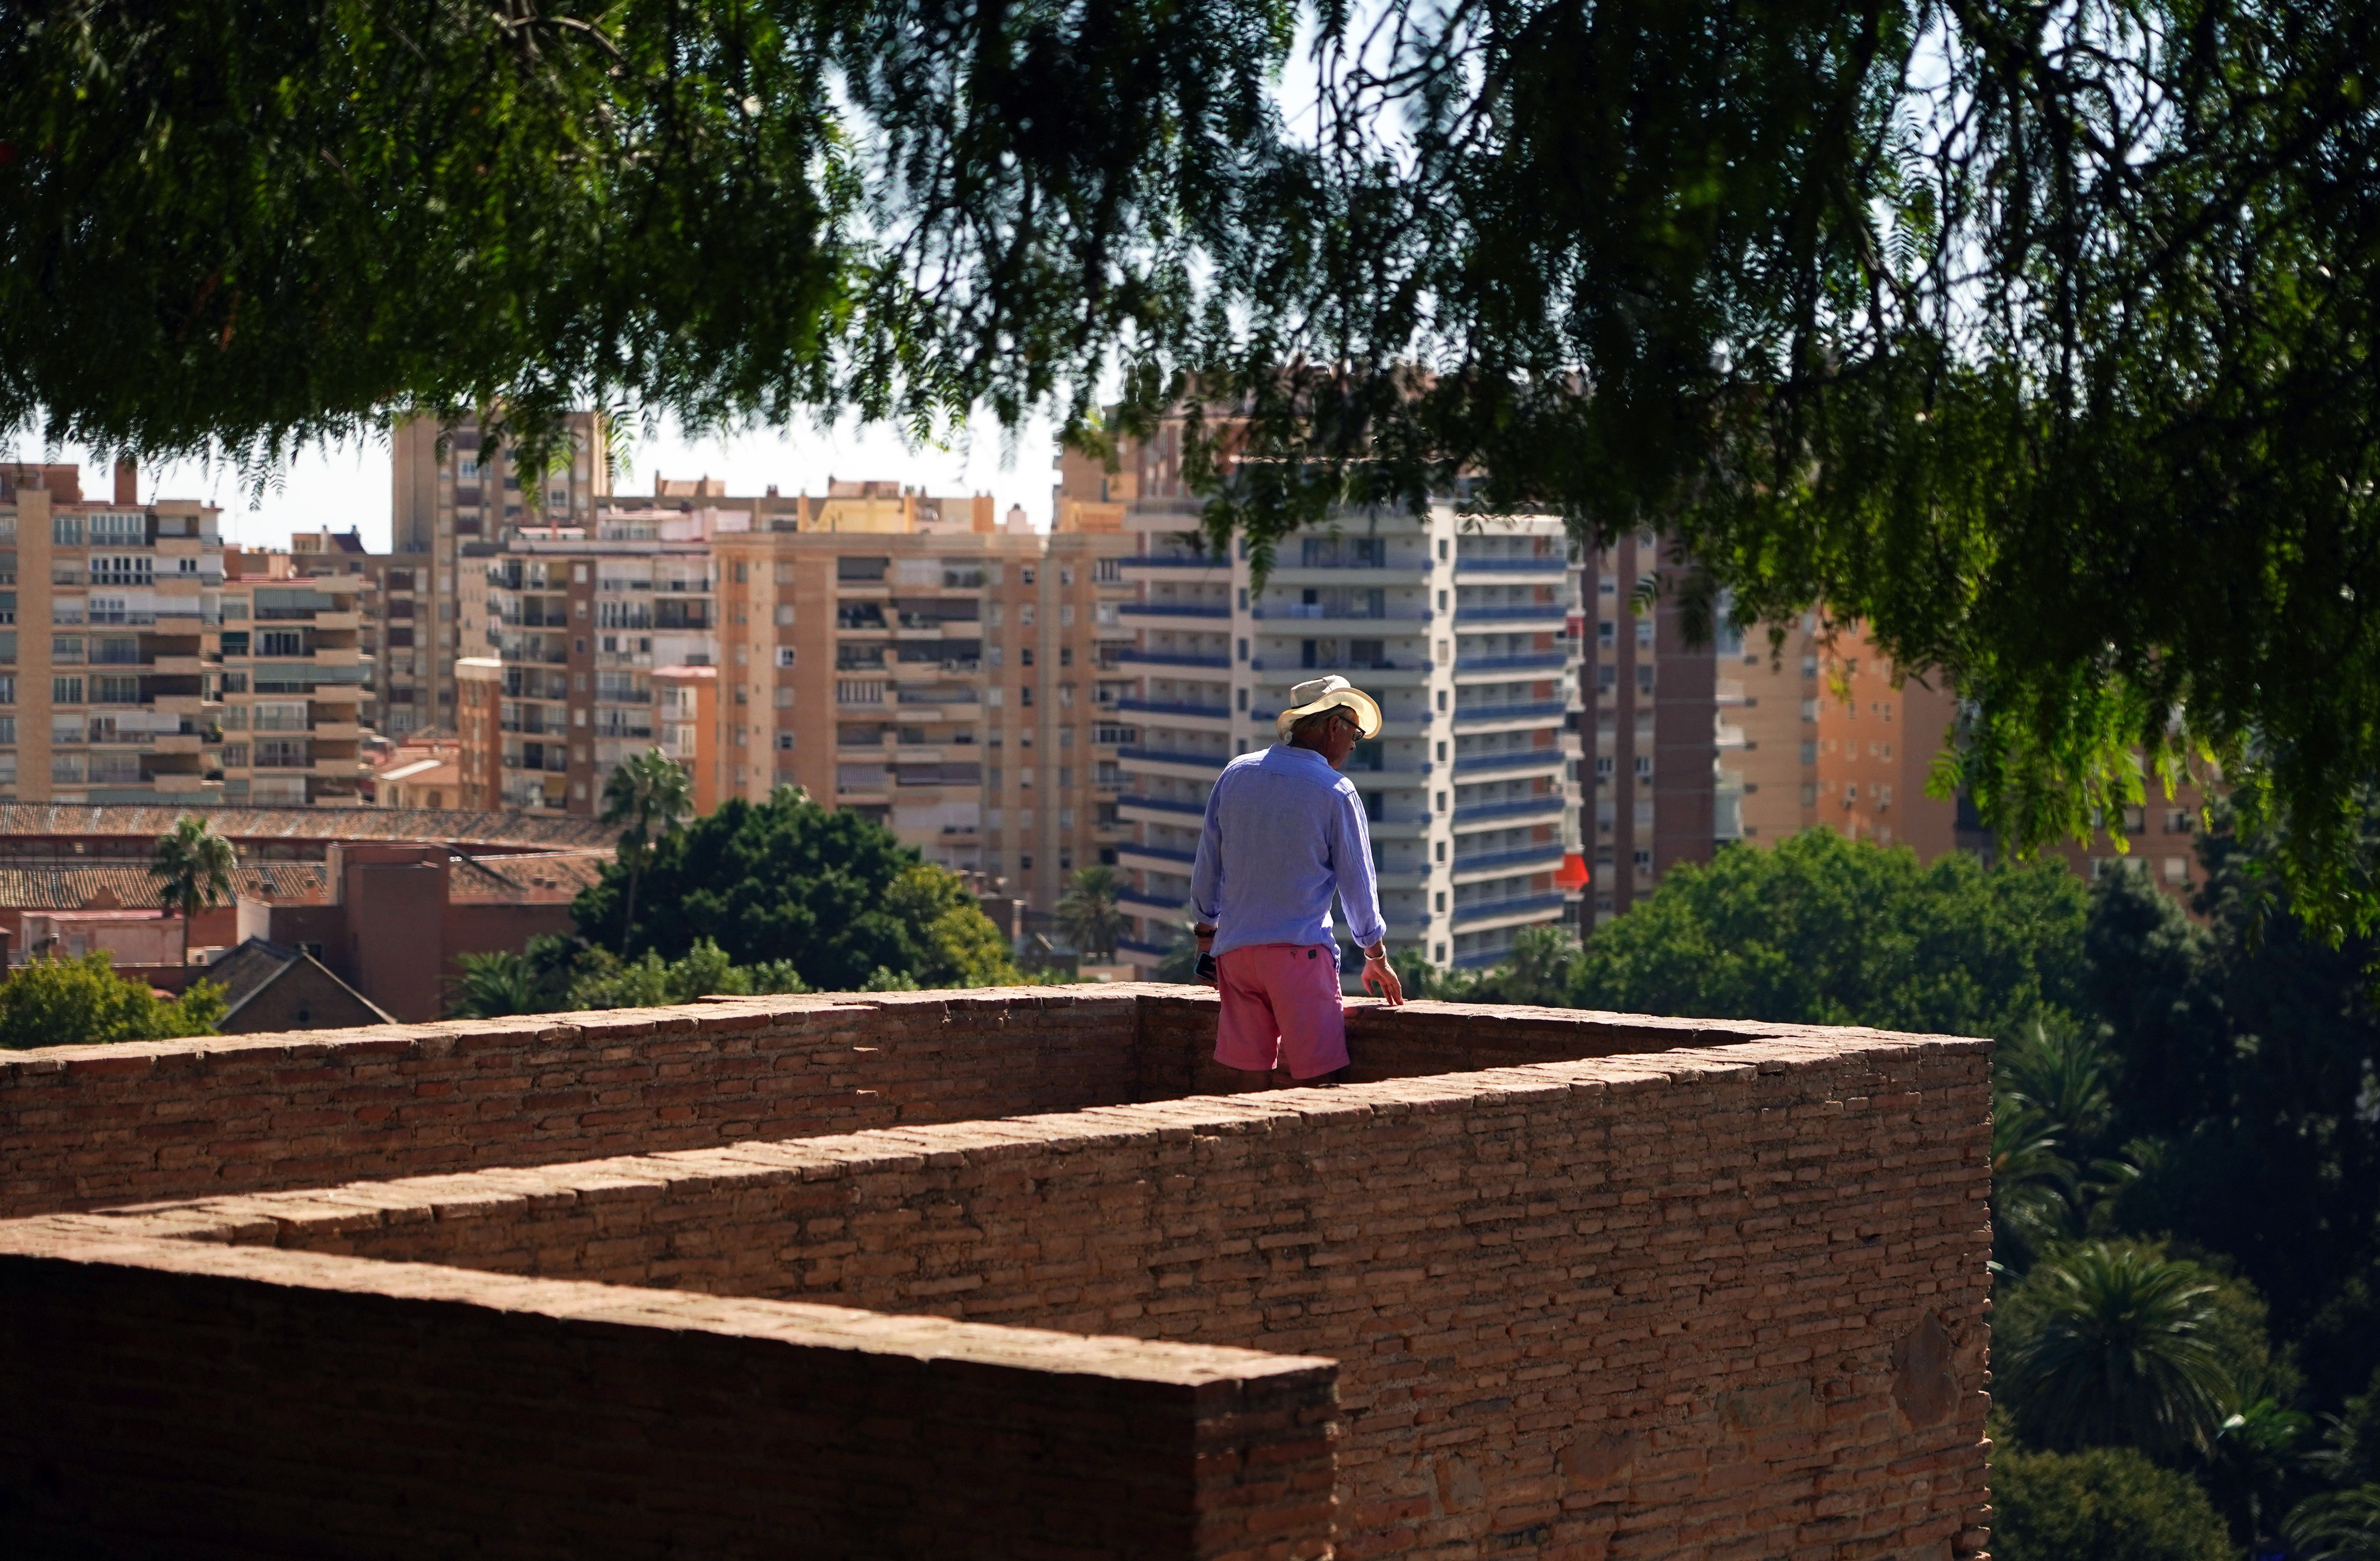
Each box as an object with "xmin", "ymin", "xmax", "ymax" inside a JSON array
[
  {"xmin": 0, "ymin": 952, "xmax": 224, "ymax": 1049},
  {"xmin": 1991, "ymin": 1446, "xmax": 2231, "ymax": 1561}
]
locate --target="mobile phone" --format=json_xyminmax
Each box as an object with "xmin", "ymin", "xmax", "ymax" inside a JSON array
[{"xmin": 1194, "ymin": 951, "xmax": 1218, "ymax": 982}]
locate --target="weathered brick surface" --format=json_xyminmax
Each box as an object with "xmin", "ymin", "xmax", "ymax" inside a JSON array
[
  {"xmin": 0, "ymin": 1229, "xmax": 1339, "ymax": 1560},
  {"xmin": 0, "ymin": 986, "xmax": 1812, "ymax": 1220},
  {"xmin": 57, "ymin": 1020, "xmax": 1995, "ymax": 1561},
  {"xmin": 0, "ymin": 987, "xmax": 1159, "ymax": 1217},
  {"xmin": 1131, "ymin": 994, "xmax": 1792, "ymax": 1099}
]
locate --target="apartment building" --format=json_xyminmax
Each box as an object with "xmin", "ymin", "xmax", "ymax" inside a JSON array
[
  {"xmin": 457, "ymin": 505, "xmax": 720, "ymax": 814},
  {"xmin": 710, "ymin": 500, "xmax": 1134, "ymax": 910},
  {"xmin": 453, "ymin": 478, "xmax": 1133, "ymax": 911},
  {"xmin": 289, "ymin": 526, "xmax": 390, "ymax": 733},
  {"xmin": 1584, "ymin": 539, "xmax": 2041, "ymax": 920},
  {"xmin": 218, "ymin": 548, "xmax": 371, "ymax": 805},
  {"xmin": 0, "ymin": 462, "xmax": 224, "ymax": 805},
  {"xmin": 1079, "ymin": 485, "xmax": 1580, "ymax": 974},
  {"xmin": 390, "ymin": 411, "xmax": 611, "ymax": 734}
]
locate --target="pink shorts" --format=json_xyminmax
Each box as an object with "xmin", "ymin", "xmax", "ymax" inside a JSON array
[{"xmin": 1215, "ymin": 943, "xmax": 1349, "ymax": 1080}]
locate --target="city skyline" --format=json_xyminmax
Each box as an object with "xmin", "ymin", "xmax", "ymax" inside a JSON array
[{"xmin": 8, "ymin": 408, "xmax": 1066, "ymax": 553}]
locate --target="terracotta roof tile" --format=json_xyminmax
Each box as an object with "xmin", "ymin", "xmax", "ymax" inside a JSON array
[{"xmin": 0, "ymin": 803, "xmax": 613, "ymax": 851}]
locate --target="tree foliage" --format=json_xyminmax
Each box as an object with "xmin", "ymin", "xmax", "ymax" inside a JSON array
[
  {"xmin": 1995, "ymin": 1242, "xmax": 2245, "ymax": 1460},
  {"xmin": 0, "ymin": 952, "xmax": 223, "ymax": 1049},
  {"xmin": 1562, "ymin": 828, "xmax": 2087, "ymax": 1036},
  {"xmin": 1053, "ymin": 866, "xmax": 1129, "ymax": 959},
  {"xmin": 1989, "ymin": 1446, "xmax": 2234, "ymax": 1561},
  {"xmin": 599, "ymin": 748, "xmax": 696, "ymax": 953},
  {"xmin": 9, "ymin": 0, "xmax": 2379, "ymax": 921},
  {"xmin": 445, "ymin": 935, "xmax": 807, "ymax": 1019},
  {"xmin": 148, "ymin": 814, "xmax": 238, "ymax": 967},
  {"xmin": 571, "ymin": 786, "xmax": 1019, "ymax": 990}
]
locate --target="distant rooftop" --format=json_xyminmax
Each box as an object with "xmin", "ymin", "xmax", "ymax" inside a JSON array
[{"xmin": 0, "ymin": 804, "xmax": 615, "ymax": 852}]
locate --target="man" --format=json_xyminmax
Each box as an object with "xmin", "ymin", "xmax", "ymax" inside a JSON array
[{"xmin": 1189, "ymin": 674, "xmax": 1406, "ymax": 1088}]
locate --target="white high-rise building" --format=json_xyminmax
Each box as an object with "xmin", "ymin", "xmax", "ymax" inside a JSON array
[{"xmin": 1106, "ymin": 494, "xmax": 1582, "ymax": 974}]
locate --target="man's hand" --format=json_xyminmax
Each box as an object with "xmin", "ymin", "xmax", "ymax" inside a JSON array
[{"xmin": 1361, "ymin": 947, "xmax": 1404, "ymax": 1006}]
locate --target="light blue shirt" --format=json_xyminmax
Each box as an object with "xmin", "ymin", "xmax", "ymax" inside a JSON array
[{"xmin": 1188, "ymin": 744, "xmax": 1389, "ymax": 958}]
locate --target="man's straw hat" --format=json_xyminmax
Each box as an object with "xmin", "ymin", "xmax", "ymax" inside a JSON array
[{"xmin": 1276, "ymin": 675, "xmax": 1383, "ymax": 741}]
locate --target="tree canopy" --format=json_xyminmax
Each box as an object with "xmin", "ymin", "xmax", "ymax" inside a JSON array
[
  {"xmin": 571, "ymin": 785, "xmax": 1019, "ymax": 991},
  {"xmin": 0, "ymin": 952, "xmax": 223, "ymax": 1049},
  {"xmin": 7, "ymin": 0, "xmax": 2380, "ymax": 922},
  {"xmin": 1561, "ymin": 828, "xmax": 2090, "ymax": 1037}
]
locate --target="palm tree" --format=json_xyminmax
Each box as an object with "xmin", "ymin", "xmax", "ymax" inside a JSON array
[
  {"xmin": 2286, "ymin": 1486, "xmax": 2380, "ymax": 1561},
  {"xmin": 1053, "ymin": 866, "xmax": 1130, "ymax": 959},
  {"xmin": 148, "ymin": 815, "xmax": 238, "ymax": 967},
  {"xmin": 446, "ymin": 950, "xmax": 543, "ymax": 1019},
  {"xmin": 2000, "ymin": 1017, "xmax": 2114, "ymax": 1146},
  {"xmin": 601, "ymin": 748, "xmax": 695, "ymax": 953},
  {"xmin": 1990, "ymin": 1098, "xmax": 2079, "ymax": 1269},
  {"xmin": 2002, "ymin": 1242, "xmax": 2235, "ymax": 1458}
]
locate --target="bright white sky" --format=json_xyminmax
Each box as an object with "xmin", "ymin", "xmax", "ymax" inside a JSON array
[{"xmin": 12, "ymin": 408, "xmax": 1063, "ymax": 552}]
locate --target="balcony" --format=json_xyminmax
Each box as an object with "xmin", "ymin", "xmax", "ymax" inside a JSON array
[
  {"xmin": 1252, "ymin": 604, "xmax": 1432, "ymax": 623},
  {"xmin": 1117, "ymin": 554, "xmax": 1229, "ymax": 574},
  {"xmin": 1115, "ymin": 649, "xmax": 1230, "ymax": 671},
  {"xmin": 1252, "ymin": 658, "xmax": 1432, "ymax": 688},
  {"xmin": 1116, "ymin": 747, "xmax": 1225, "ymax": 783},
  {"xmin": 1451, "ymin": 795, "xmax": 1569, "ymax": 828},
  {"xmin": 1454, "ymin": 749, "xmax": 1568, "ymax": 776},
  {"xmin": 1120, "ymin": 602, "xmax": 1230, "ymax": 621},
  {"xmin": 1115, "ymin": 843, "xmax": 1197, "ymax": 874},
  {"xmin": 1452, "ymin": 556, "xmax": 1569, "ymax": 578},
  {"xmin": 1451, "ymin": 846, "xmax": 1568, "ymax": 882},
  {"xmin": 1453, "ymin": 605, "xmax": 1569, "ymax": 625},
  {"xmin": 1117, "ymin": 794, "xmax": 1207, "ymax": 823},
  {"xmin": 1454, "ymin": 653, "xmax": 1570, "ymax": 675},
  {"xmin": 1451, "ymin": 701, "xmax": 1568, "ymax": 731},
  {"xmin": 1450, "ymin": 891, "xmax": 1570, "ymax": 930},
  {"xmin": 1115, "ymin": 698, "xmax": 1233, "ymax": 726}
]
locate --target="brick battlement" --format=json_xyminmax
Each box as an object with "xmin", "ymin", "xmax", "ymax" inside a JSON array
[{"xmin": 0, "ymin": 989, "xmax": 1994, "ymax": 1560}]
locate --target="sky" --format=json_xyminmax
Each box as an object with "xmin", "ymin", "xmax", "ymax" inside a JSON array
[{"xmin": 10, "ymin": 409, "xmax": 1063, "ymax": 552}]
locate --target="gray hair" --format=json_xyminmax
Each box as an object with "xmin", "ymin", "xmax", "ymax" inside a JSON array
[{"xmin": 1291, "ymin": 708, "xmax": 1351, "ymax": 741}]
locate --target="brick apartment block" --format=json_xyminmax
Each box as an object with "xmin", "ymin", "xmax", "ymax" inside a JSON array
[{"xmin": 0, "ymin": 988, "xmax": 1993, "ymax": 1559}]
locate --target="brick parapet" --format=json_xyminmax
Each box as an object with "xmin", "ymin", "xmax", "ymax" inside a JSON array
[
  {"xmin": 0, "ymin": 1227, "xmax": 1338, "ymax": 1559},
  {"xmin": 0, "ymin": 984, "xmax": 1861, "ymax": 1221},
  {"xmin": 48, "ymin": 1025, "xmax": 1995, "ymax": 1561},
  {"xmin": 0, "ymin": 986, "xmax": 1160, "ymax": 1217}
]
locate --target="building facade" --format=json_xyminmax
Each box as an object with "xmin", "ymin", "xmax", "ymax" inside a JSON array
[
  {"xmin": 389, "ymin": 411, "xmax": 611, "ymax": 734},
  {"xmin": 1080, "ymin": 446, "xmax": 1582, "ymax": 972},
  {"xmin": 289, "ymin": 526, "xmax": 390, "ymax": 734},
  {"xmin": 448, "ymin": 477, "xmax": 1133, "ymax": 911},
  {"xmin": 0, "ymin": 462, "xmax": 225, "ymax": 805},
  {"xmin": 219, "ymin": 547, "xmax": 370, "ymax": 805}
]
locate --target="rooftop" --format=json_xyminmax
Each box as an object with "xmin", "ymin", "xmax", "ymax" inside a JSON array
[{"xmin": 0, "ymin": 803, "xmax": 616, "ymax": 852}]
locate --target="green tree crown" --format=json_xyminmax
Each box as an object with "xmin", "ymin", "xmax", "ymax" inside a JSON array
[
  {"xmin": 0, "ymin": 952, "xmax": 223, "ymax": 1049},
  {"xmin": 571, "ymin": 786, "xmax": 1018, "ymax": 992}
]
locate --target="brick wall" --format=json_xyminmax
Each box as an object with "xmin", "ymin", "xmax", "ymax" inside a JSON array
[
  {"xmin": 67, "ymin": 1027, "xmax": 1994, "ymax": 1561},
  {"xmin": 1130, "ymin": 992, "xmax": 1788, "ymax": 1097},
  {"xmin": 0, "ymin": 986, "xmax": 1826, "ymax": 1220},
  {"xmin": 0, "ymin": 988, "xmax": 1153, "ymax": 1217},
  {"xmin": 0, "ymin": 1231, "xmax": 1338, "ymax": 1561}
]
